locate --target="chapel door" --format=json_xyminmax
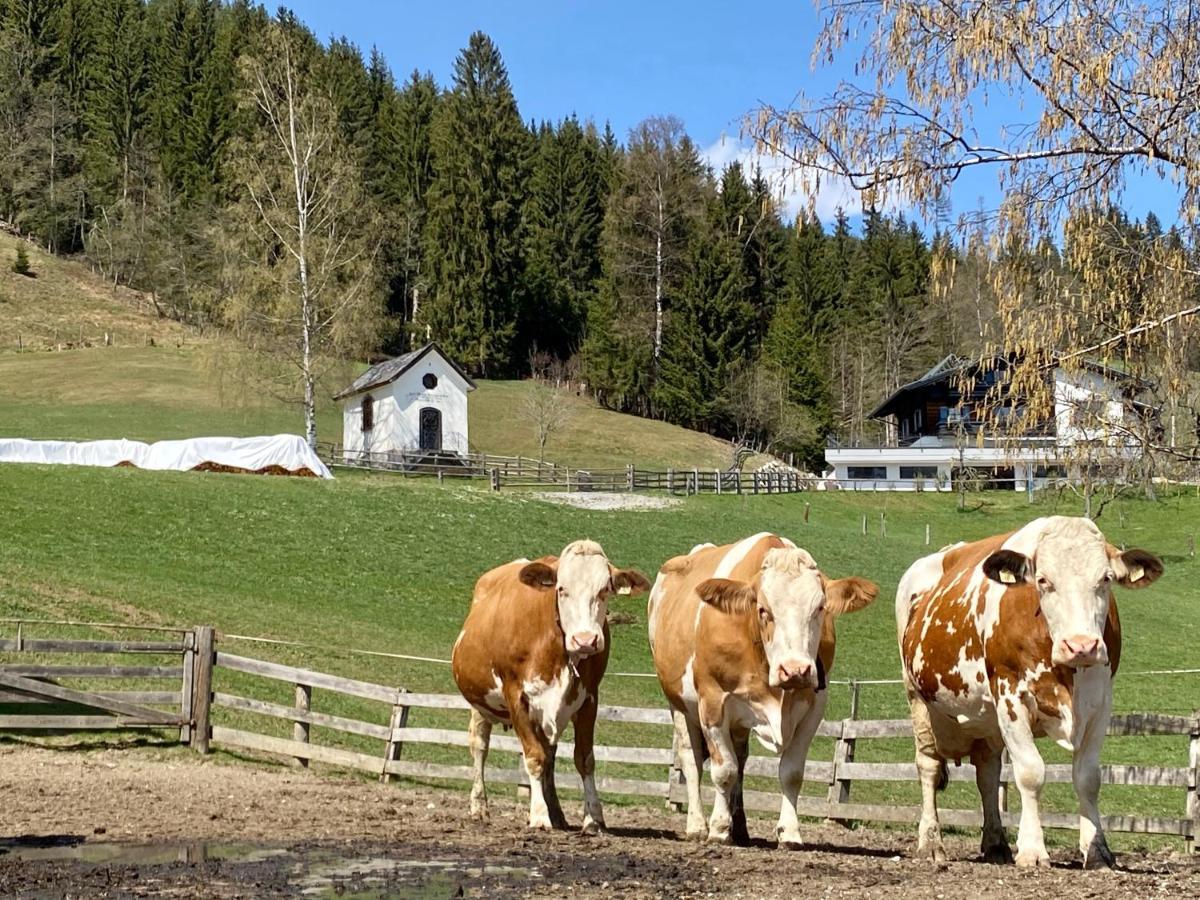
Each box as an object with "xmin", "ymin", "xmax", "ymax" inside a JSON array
[{"xmin": 419, "ymin": 407, "xmax": 442, "ymax": 451}]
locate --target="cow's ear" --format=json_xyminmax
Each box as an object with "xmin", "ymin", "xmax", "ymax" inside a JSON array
[
  {"xmin": 695, "ymin": 578, "xmax": 757, "ymax": 615},
  {"xmin": 982, "ymin": 549, "xmax": 1032, "ymax": 586},
  {"xmin": 1111, "ymin": 548, "xmax": 1164, "ymax": 589},
  {"xmin": 518, "ymin": 561, "xmax": 557, "ymax": 589},
  {"xmin": 660, "ymin": 555, "xmax": 692, "ymax": 576},
  {"xmin": 826, "ymin": 576, "xmax": 878, "ymax": 615},
  {"xmin": 611, "ymin": 568, "xmax": 651, "ymax": 596}
]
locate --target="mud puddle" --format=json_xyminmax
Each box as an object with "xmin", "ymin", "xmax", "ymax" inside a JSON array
[{"xmin": 0, "ymin": 836, "xmax": 539, "ymax": 897}]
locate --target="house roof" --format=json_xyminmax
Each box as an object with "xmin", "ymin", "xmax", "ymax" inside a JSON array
[
  {"xmin": 868, "ymin": 352, "xmax": 1149, "ymax": 420},
  {"xmin": 333, "ymin": 342, "xmax": 477, "ymax": 401}
]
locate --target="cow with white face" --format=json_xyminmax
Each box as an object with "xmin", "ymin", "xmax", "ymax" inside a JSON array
[
  {"xmin": 452, "ymin": 540, "xmax": 650, "ymax": 833},
  {"xmin": 648, "ymin": 533, "xmax": 878, "ymax": 846},
  {"xmin": 897, "ymin": 516, "xmax": 1164, "ymax": 868}
]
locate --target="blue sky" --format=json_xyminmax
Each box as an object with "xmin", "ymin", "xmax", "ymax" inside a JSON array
[{"xmin": 286, "ymin": 1, "xmax": 1181, "ymax": 231}]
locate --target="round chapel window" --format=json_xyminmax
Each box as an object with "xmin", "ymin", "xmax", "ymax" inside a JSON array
[{"xmin": 422, "ymin": 373, "xmax": 438, "ymax": 389}]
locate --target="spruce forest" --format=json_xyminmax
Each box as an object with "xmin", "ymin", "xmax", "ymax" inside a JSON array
[{"xmin": 0, "ymin": 1, "xmax": 1182, "ymax": 465}]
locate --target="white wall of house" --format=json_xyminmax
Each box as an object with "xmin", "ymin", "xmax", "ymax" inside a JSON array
[
  {"xmin": 341, "ymin": 353, "xmax": 471, "ymax": 456},
  {"xmin": 1053, "ymin": 367, "xmax": 1129, "ymax": 446}
]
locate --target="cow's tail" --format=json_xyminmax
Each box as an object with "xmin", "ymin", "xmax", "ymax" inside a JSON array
[{"xmin": 935, "ymin": 758, "xmax": 948, "ymax": 792}]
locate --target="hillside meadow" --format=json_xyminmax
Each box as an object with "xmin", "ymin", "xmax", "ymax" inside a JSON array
[{"xmin": 1, "ymin": 462, "xmax": 1197, "ymax": 846}]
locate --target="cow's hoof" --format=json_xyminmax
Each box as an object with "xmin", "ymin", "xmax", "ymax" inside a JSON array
[
  {"xmin": 981, "ymin": 842, "xmax": 1013, "ymax": 865},
  {"xmin": 580, "ymin": 818, "xmax": 605, "ymax": 837},
  {"xmin": 707, "ymin": 830, "xmax": 733, "ymax": 846},
  {"xmin": 528, "ymin": 818, "xmax": 554, "ymax": 832},
  {"xmin": 1082, "ymin": 842, "xmax": 1115, "ymax": 870},
  {"xmin": 915, "ymin": 843, "xmax": 948, "ymax": 863},
  {"xmin": 685, "ymin": 827, "xmax": 707, "ymax": 842},
  {"xmin": 777, "ymin": 838, "xmax": 804, "ymax": 851},
  {"xmin": 1015, "ymin": 849, "xmax": 1050, "ymax": 868},
  {"xmin": 469, "ymin": 808, "xmax": 490, "ymax": 822}
]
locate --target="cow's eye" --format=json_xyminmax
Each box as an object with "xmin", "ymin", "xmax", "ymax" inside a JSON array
[
  {"xmin": 758, "ymin": 607, "xmax": 771, "ymax": 623},
  {"xmin": 1036, "ymin": 575, "xmax": 1052, "ymax": 590},
  {"xmin": 814, "ymin": 603, "xmax": 826, "ymax": 617},
  {"xmin": 1102, "ymin": 571, "xmax": 1115, "ymax": 583}
]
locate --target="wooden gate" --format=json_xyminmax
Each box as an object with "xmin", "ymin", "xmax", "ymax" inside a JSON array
[{"xmin": 0, "ymin": 621, "xmax": 194, "ymax": 736}]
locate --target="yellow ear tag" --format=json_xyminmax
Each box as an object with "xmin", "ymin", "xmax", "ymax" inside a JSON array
[
  {"xmin": 617, "ymin": 585, "xmax": 632, "ymax": 595},
  {"xmin": 999, "ymin": 570, "xmax": 1017, "ymax": 584},
  {"xmin": 1130, "ymin": 565, "xmax": 1144, "ymax": 583}
]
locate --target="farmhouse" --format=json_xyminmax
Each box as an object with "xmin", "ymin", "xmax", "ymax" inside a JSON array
[
  {"xmin": 334, "ymin": 342, "xmax": 476, "ymax": 460},
  {"xmin": 825, "ymin": 354, "xmax": 1149, "ymax": 491}
]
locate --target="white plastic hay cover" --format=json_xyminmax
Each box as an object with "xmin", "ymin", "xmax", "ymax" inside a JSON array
[{"xmin": 0, "ymin": 435, "xmax": 333, "ymax": 479}]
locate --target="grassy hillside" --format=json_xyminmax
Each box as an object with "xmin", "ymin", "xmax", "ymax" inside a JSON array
[
  {"xmin": 0, "ymin": 346, "xmax": 749, "ymax": 468},
  {"xmin": 0, "ymin": 232, "xmax": 192, "ymax": 352},
  {"xmin": 1, "ymin": 465, "xmax": 1195, "ymax": 712}
]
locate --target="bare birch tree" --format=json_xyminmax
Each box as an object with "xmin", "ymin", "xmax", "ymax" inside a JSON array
[
  {"xmin": 522, "ymin": 380, "xmax": 575, "ymax": 463},
  {"xmin": 226, "ymin": 22, "xmax": 385, "ymax": 448},
  {"xmin": 754, "ymin": 0, "xmax": 1200, "ymax": 481}
]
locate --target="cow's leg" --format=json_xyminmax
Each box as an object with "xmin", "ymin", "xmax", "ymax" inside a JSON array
[
  {"xmin": 908, "ymin": 693, "xmax": 948, "ymax": 862},
  {"xmin": 700, "ymin": 698, "xmax": 739, "ymax": 845},
  {"xmin": 971, "ymin": 741, "xmax": 1012, "ymax": 864},
  {"xmin": 673, "ymin": 710, "xmax": 708, "ymax": 841},
  {"xmin": 467, "ymin": 709, "xmax": 493, "ymax": 820},
  {"xmin": 729, "ymin": 728, "xmax": 751, "ymax": 847},
  {"xmin": 505, "ymin": 686, "xmax": 556, "ymax": 831},
  {"xmin": 1072, "ymin": 672, "xmax": 1115, "ymax": 868},
  {"xmin": 775, "ymin": 697, "xmax": 824, "ymax": 849},
  {"xmin": 542, "ymin": 744, "xmax": 569, "ymax": 829},
  {"xmin": 996, "ymin": 696, "xmax": 1049, "ymax": 868},
  {"xmin": 572, "ymin": 695, "xmax": 605, "ymax": 835}
]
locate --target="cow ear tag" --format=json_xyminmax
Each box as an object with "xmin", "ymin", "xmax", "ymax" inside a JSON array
[
  {"xmin": 616, "ymin": 585, "xmax": 632, "ymax": 595},
  {"xmin": 1129, "ymin": 565, "xmax": 1144, "ymax": 583},
  {"xmin": 999, "ymin": 570, "xmax": 1017, "ymax": 584}
]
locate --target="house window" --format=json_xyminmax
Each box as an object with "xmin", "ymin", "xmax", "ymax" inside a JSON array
[
  {"xmin": 847, "ymin": 466, "xmax": 887, "ymax": 480},
  {"xmin": 900, "ymin": 466, "xmax": 938, "ymax": 479},
  {"xmin": 422, "ymin": 373, "xmax": 438, "ymax": 390},
  {"xmin": 361, "ymin": 394, "xmax": 374, "ymax": 432}
]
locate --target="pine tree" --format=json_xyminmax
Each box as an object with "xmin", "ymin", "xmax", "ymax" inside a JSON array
[
  {"xmin": 421, "ymin": 32, "xmax": 530, "ymax": 375},
  {"xmin": 522, "ymin": 115, "xmax": 605, "ymax": 361},
  {"xmin": 84, "ymin": 0, "xmax": 147, "ymax": 204},
  {"xmin": 12, "ymin": 242, "xmax": 31, "ymax": 275},
  {"xmin": 654, "ymin": 207, "xmax": 753, "ymax": 429}
]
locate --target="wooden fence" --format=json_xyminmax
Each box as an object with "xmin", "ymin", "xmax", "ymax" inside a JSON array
[
  {"xmin": 1, "ymin": 622, "xmax": 1196, "ymax": 850},
  {"xmin": 317, "ymin": 444, "xmax": 811, "ymax": 496}
]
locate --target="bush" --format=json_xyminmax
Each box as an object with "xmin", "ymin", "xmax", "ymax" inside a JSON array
[{"xmin": 12, "ymin": 244, "xmax": 31, "ymax": 276}]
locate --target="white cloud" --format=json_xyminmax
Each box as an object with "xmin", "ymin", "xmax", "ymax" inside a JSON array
[{"xmin": 701, "ymin": 135, "xmax": 866, "ymax": 224}]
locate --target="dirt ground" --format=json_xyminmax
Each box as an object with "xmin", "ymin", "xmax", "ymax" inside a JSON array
[{"xmin": 0, "ymin": 742, "xmax": 1195, "ymax": 899}]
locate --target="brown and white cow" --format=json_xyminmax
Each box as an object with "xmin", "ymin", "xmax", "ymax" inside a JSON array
[
  {"xmin": 897, "ymin": 516, "xmax": 1163, "ymax": 868},
  {"xmin": 451, "ymin": 540, "xmax": 650, "ymax": 833},
  {"xmin": 649, "ymin": 533, "xmax": 878, "ymax": 846}
]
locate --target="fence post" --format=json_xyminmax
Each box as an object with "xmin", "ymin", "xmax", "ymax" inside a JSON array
[
  {"xmin": 693, "ymin": 467, "xmax": 699, "ymax": 496},
  {"xmin": 627, "ymin": 464, "xmax": 635, "ymax": 492},
  {"xmin": 381, "ymin": 689, "xmax": 410, "ymax": 783},
  {"xmin": 1187, "ymin": 719, "xmax": 1199, "ymax": 853},
  {"xmin": 189, "ymin": 625, "xmax": 215, "ymax": 754},
  {"xmin": 667, "ymin": 721, "xmax": 686, "ymax": 812},
  {"xmin": 715, "ymin": 469, "xmax": 722, "ymax": 495},
  {"xmin": 827, "ymin": 680, "xmax": 861, "ymax": 824},
  {"xmin": 804, "ymin": 502, "xmax": 810, "ymax": 524},
  {"xmin": 489, "ymin": 468, "xmax": 500, "ymax": 492},
  {"xmin": 880, "ymin": 512, "xmax": 887, "ymax": 538},
  {"xmin": 668, "ymin": 468, "xmax": 674, "ymax": 494},
  {"xmin": 925, "ymin": 523, "xmax": 931, "ymax": 546},
  {"xmin": 735, "ymin": 471, "xmax": 742, "ymax": 495},
  {"xmin": 179, "ymin": 629, "xmax": 195, "ymax": 745},
  {"xmin": 293, "ymin": 683, "xmax": 312, "ymax": 767},
  {"xmin": 752, "ymin": 473, "xmax": 759, "ymax": 494},
  {"xmin": 861, "ymin": 515, "xmax": 867, "ymax": 536}
]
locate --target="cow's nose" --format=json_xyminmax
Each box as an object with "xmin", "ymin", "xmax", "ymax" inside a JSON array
[
  {"xmin": 570, "ymin": 631, "xmax": 601, "ymax": 653},
  {"xmin": 1059, "ymin": 635, "xmax": 1103, "ymax": 666},
  {"xmin": 777, "ymin": 660, "xmax": 812, "ymax": 685}
]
